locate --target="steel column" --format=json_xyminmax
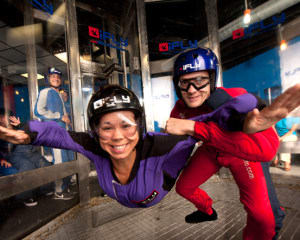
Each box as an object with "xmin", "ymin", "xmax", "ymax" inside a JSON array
[
  {"xmin": 136, "ymin": 0, "xmax": 154, "ymax": 132},
  {"xmin": 65, "ymin": 0, "xmax": 90, "ymax": 205},
  {"xmin": 24, "ymin": 1, "xmax": 39, "ymax": 119},
  {"xmin": 204, "ymin": 0, "xmax": 223, "ymax": 87}
]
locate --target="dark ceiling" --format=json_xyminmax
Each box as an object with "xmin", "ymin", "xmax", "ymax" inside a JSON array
[
  {"xmin": 0, "ymin": 0, "xmax": 299, "ymax": 86},
  {"xmin": 145, "ymin": 0, "xmax": 300, "ymax": 70}
]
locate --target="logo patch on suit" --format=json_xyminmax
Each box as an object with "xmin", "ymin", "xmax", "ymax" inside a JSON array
[{"xmin": 132, "ymin": 190, "xmax": 159, "ymax": 206}]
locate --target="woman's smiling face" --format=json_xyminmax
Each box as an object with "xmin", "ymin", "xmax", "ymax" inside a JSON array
[{"xmin": 97, "ymin": 110, "xmax": 139, "ymax": 162}]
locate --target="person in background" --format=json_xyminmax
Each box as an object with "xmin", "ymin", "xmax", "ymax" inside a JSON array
[
  {"xmin": 274, "ymin": 116, "xmax": 300, "ymax": 171},
  {"xmin": 165, "ymin": 47, "xmax": 300, "ymax": 240},
  {"xmin": 0, "ymin": 110, "xmax": 53, "ymax": 206},
  {"xmin": 60, "ymin": 89, "xmax": 72, "ymax": 126},
  {"xmin": 0, "ymin": 108, "xmax": 18, "ymax": 177},
  {"xmin": 34, "ymin": 67, "xmax": 73, "ymax": 200}
]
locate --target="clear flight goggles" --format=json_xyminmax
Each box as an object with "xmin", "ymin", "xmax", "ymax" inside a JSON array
[
  {"xmin": 178, "ymin": 76, "xmax": 210, "ymax": 92},
  {"xmin": 98, "ymin": 113, "xmax": 138, "ymax": 140}
]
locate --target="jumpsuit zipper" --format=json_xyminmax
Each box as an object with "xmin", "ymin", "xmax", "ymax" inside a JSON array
[{"xmin": 112, "ymin": 180, "xmax": 120, "ymax": 201}]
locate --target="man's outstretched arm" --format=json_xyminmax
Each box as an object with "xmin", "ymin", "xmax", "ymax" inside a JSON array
[{"xmin": 243, "ymin": 83, "xmax": 300, "ymax": 134}]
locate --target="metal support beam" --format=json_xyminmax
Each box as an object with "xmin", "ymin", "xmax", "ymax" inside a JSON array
[
  {"xmin": 65, "ymin": 0, "xmax": 90, "ymax": 205},
  {"xmin": 122, "ymin": 51, "xmax": 128, "ymax": 87},
  {"xmin": 204, "ymin": 0, "xmax": 223, "ymax": 87},
  {"xmin": 24, "ymin": 1, "xmax": 39, "ymax": 119},
  {"xmin": 136, "ymin": 0, "xmax": 154, "ymax": 132}
]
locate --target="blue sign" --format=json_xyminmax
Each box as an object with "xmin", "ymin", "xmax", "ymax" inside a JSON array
[
  {"xmin": 28, "ymin": 0, "xmax": 53, "ymax": 15},
  {"xmin": 88, "ymin": 26, "xmax": 128, "ymax": 52},
  {"xmin": 233, "ymin": 12, "xmax": 285, "ymax": 40},
  {"xmin": 159, "ymin": 40, "xmax": 198, "ymax": 54}
]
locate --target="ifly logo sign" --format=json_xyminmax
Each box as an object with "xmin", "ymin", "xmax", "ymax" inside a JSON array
[
  {"xmin": 159, "ymin": 40, "xmax": 198, "ymax": 54},
  {"xmin": 88, "ymin": 26, "xmax": 128, "ymax": 52},
  {"xmin": 232, "ymin": 13, "xmax": 285, "ymax": 40},
  {"xmin": 28, "ymin": 0, "xmax": 53, "ymax": 15}
]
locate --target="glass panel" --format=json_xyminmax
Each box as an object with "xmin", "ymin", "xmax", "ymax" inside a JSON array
[
  {"xmin": 76, "ymin": 0, "xmax": 144, "ymax": 132},
  {"xmin": 0, "ymin": 1, "xmax": 78, "ymax": 238},
  {"xmin": 146, "ymin": 0, "xmax": 208, "ymax": 61}
]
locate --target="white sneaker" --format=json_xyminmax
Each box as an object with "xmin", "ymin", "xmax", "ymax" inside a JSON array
[
  {"xmin": 24, "ymin": 198, "xmax": 38, "ymax": 207},
  {"xmin": 53, "ymin": 191, "xmax": 74, "ymax": 200}
]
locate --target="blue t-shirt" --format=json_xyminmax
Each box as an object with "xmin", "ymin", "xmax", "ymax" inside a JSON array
[{"xmin": 275, "ymin": 117, "xmax": 300, "ymax": 137}]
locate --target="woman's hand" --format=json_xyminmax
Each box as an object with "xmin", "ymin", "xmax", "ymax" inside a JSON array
[{"xmin": 0, "ymin": 126, "xmax": 31, "ymax": 144}]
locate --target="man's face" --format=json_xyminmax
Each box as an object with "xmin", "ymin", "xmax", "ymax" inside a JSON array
[
  {"xmin": 61, "ymin": 91, "xmax": 68, "ymax": 102},
  {"xmin": 49, "ymin": 74, "xmax": 62, "ymax": 89},
  {"xmin": 179, "ymin": 71, "xmax": 210, "ymax": 108}
]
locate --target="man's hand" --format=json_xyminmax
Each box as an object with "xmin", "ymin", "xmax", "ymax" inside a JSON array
[
  {"xmin": 62, "ymin": 115, "xmax": 71, "ymax": 125},
  {"xmin": 243, "ymin": 83, "xmax": 300, "ymax": 134},
  {"xmin": 165, "ymin": 118, "xmax": 195, "ymax": 136},
  {"xmin": 0, "ymin": 126, "xmax": 31, "ymax": 144}
]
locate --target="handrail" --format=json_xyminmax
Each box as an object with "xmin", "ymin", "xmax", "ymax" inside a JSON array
[{"xmin": 0, "ymin": 161, "xmax": 78, "ymax": 201}]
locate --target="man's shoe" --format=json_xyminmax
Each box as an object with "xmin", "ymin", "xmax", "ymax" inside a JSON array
[
  {"xmin": 185, "ymin": 208, "xmax": 218, "ymax": 223},
  {"xmin": 45, "ymin": 191, "xmax": 54, "ymax": 196},
  {"xmin": 24, "ymin": 198, "xmax": 38, "ymax": 207},
  {"xmin": 53, "ymin": 191, "xmax": 74, "ymax": 200}
]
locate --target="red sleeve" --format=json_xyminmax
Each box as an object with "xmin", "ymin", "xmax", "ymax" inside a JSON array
[
  {"xmin": 219, "ymin": 87, "xmax": 248, "ymax": 97},
  {"xmin": 193, "ymin": 121, "xmax": 279, "ymax": 162}
]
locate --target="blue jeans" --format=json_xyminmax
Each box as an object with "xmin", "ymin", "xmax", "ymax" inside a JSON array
[
  {"xmin": 9, "ymin": 145, "xmax": 54, "ymax": 200},
  {"xmin": 0, "ymin": 164, "xmax": 18, "ymax": 176}
]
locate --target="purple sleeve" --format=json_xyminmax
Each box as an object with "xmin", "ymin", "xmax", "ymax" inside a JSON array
[
  {"xmin": 27, "ymin": 120, "xmax": 96, "ymax": 159},
  {"xmin": 190, "ymin": 93, "xmax": 257, "ymax": 131}
]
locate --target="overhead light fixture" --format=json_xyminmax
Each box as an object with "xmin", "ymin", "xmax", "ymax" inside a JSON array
[
  {"xmin": 280, "ymin": 40, "xmax": 287, "ymax": 51},
  {"xmin": 21, "ymin": 73, "xmax": 44, "ymax": 80},
  {"xmin": 278, "ymin": 25, "xmax": 287, "ymax": 51},
  {"xmin": 55, "ymin": 51, "xmax": 90, "ymax": 63},
  {"xmin": 54, "ymin": 52, "xmax": 68, "ymax": 63},
  {"xmin": 243, "ymin": 0, "xmax": 251, "ymax": 25},
  {"xmin": 82, "ymin": 87, "xmax": 92, "ymax": 92}
]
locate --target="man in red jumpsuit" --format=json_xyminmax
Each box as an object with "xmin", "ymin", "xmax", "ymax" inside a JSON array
[{"xmin": 165, "ymin": 47, "xmax": 300, "ymax": 240}]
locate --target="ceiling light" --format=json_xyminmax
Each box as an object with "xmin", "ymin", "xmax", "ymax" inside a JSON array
[
  {"xmin": 82, "ymin": 87, "xmax": 92, "ymax": 92},
  {"xmin": 55, "ymin": 52, "xmax": 68, "ymax": 63},
  {"xmin": 243, "ymin": 0, "xmax": 251, "ymax": 25},
  {"xmin": 278, "ymin": 25, "xmax": 287, "ymax": 51},
  {"xmin": 280, "ymin": 40, "xmax": 287, "ymax": 51},
  {"xmin": 243, "ymin": 9, "xmax": 251, "ymax": 25},
  {"xmin": 21, "ymin": 73, "xmax": 44, "ymax": 80}
]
